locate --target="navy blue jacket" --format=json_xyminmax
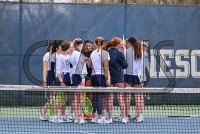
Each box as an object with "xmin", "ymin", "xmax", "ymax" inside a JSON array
[{"xmin": 108, "ymin": 48, "xmax": 128, "ymax": 84}]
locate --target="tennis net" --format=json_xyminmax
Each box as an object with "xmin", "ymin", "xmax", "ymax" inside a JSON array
[{"xmin": 0, "ymin": 85, "xmax": 199, "ymax": 134}]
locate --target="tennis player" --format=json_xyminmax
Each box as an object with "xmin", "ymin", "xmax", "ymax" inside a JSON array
[
  {"xmin": 49, "ymin": 40, "xmax": 71, "ymax": 123},
  {"xmin": 40, "ymin": 41, "xmax": 53, "ymax": 121},
  {"xmin": 124, "ymin": 37, "xmax": 144, "ymax": 123},
  {"xmin": 105, "ymin": 37, "xmax": 128, "ymax": 124},
  {"xmin": 70, "ymin": 38, "xmax": 87, "ymax": 124},
  {"xmin": 82, "ymin": 39, "xmax": 93, "ymax": 120},
  {"xmin": 59, "ymin": 42, "xmax": 74, "ymax": 123},
  {"xmin": 61, "ymin": 42, "xmax": 71, "ymax": 87},
  {"xmin": 88, "ymin": 37, "xmax": 110, "ymax": 124},
  {"xmin": 68, "ymin": 41, "xmax": 75, "ymax": 120}
]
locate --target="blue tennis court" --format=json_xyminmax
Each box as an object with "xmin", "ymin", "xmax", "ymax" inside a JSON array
[
  {"xmin": 0, "ymin": 104, "xmax": 199, "ymax": 134},
  {"xmin": 0, "ymin": 116, "xmax": 199, "ymax": 134}
]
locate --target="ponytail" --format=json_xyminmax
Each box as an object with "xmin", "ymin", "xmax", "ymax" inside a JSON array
[
  {"xmin": 95, "ymin": 37, "xmax": 104, "ymax": 47},
  {"xmin": 46, "ymin": 46, "xmax": 50, "ymax": 52},
  {"xmin": 46, "ymin": 41, "xmax": 54, "ymax": 52},
  {"xmin": 134, "ymin": 41, "xmax": 142, "ymax": 61},
  {"xmin": 51, "ymin": 40, "xmax": 64, "ymax": 54},
  {"xmin": 127, "ymin": 36, "xmax": 137, "ymax": 47}
]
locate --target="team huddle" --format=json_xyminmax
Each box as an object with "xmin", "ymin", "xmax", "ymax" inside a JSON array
[{"xmin": 40, "ymin": 36, "xmax": 149, "ymax": 124}]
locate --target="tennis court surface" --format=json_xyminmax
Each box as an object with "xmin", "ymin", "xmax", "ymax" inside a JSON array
[{"xmin": 0, "ymin": 85, "xmax": 199, "ymax": 134}]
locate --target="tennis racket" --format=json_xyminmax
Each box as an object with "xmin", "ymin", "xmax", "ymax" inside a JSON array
[
  {"xmin": 82, "ymin": 92, "xmax": 93, "ymax": 116},
  {"xmin": 47, "ymin": 93, "xmax": 55, "ymax": 120},
  {"xmin": 40, "ymin": 91, "xmax": 50, "ymax": 120},
  {"xmin": 135, "ymin": 70, "xmax": 150, "ymax": 100},
  {"xmin": 40, "ymin": 91, "xmax": 55, "ymax": 120}
]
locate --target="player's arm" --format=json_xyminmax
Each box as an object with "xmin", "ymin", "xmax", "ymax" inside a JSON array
[
  {"xmin": 57, "ymin": 73, "xmax": 65, "ymax": 86},
  {"xmin": 43, "ymin": 61, "xmax": 48, "ymax": 86},
  {"xmin": 104, "ymin": 59, "xmax": 111, "ymax": 86}
]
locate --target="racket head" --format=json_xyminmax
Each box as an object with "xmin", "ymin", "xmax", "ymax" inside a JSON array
[
  {"xmin": 82, "ymin": 98, "xmax": 93, "ymax": 116},
  {"xmin": 40, "ymin": 97, "xmax": 49, "ymax": 120}
]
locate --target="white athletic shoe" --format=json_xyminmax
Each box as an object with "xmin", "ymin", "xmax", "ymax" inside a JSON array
[
  {"xmin": 107, "ymin": 118, "xmax": 113, "ymax": 124},
  {"xmin": 91, "ymin": 117, "xmax": 98, "ymax": 123},
  {"xmin": 114, "ymin": 115, "xmax": 122, "ymax": 122},
  {"xmin": 97, "ymin": 117, "xmax": 109, "ymax": 124},
  {"xmin": 134, "ymin": 117, "xmax": 143, "ymax": 123},
  {"xmin": 122, "ymin": 118, "xmax": 127, "ymax": 124},
  {"xmin": 74, "ymin": 119, "xmax": 79, "ymax": 123},
  {"xmin": 68, "ymin": 114, "xmax": 73, "ymax": 120},
  {"xmin": 79, "ymin": 118, "xmax": 85, "ymax": 124},
  {"xmin": 132, "ymin": 115, "xmax": 144, "ymax": 122},
  {"xmin": 49, "ymin": 117, "xmax": 63, "ymax": 123},
  {"xmin": 60, "ymin": 116, "xmax": 72, "ymax": 123}
]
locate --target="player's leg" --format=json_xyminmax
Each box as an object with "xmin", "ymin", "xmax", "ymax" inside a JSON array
[
  {"xmin": 96, "ymin": 75, "xmax": 109, "ymax": 124},
  {"xmin": 102, "ymin": 93, "xmax": 109, "ymax": 117},
  {"xmin": 78, "ymin": 92, "xmax": 84, "ymax": 119},
  {"xmin": 124, "ymin": 82, "xmax": 131, "ymax": 119},
  {"xmin": 133, "ymin": 83, "xmax": 143, "ymax": 123},
  {"xmin": 68, "ymin": 92, "xmax": 74, "ymax": 120},
  {"xmin": 116, "ymin": 83, "xmax": 126, "ymax": 123},
  {"xmin": 107, "ymin": 85, "xmax": 114, "ymax": 122},
  {"xmin": 97, "ymin": 93, "xmax": 104, "ymax": 119},
  {"xmin": 60, "ymin": 73, "xmax": 72, "ymax": 122},
  {"xmin": 50, "ymin": 77, "xmax": 61, "ymax": 123},
  {"xmin": 72, "ymin": 74, "xmax": 82, "ymax": 123},
  {"xmin": 73, "ymin": 92, "xmax": 79, "ymax": 123}
]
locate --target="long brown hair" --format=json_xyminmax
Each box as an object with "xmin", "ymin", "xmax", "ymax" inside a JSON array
[
  {"xmin": 127, "ymin": 36, "xmax": 142, "ymax": 61},
  {"xmin": 46, "ymin": 41, "xmax": 54, "ymax": 52},
  {"xmin": 134, "ymin": 41, "xmax": 142, "ymax": 61}
]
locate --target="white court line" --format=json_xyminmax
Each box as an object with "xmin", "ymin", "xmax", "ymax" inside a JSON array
[
  {"xmin": 0, "ymin": 131, "xmax": 95, "ymax": 134},
  {"xmin": 80, "ymin": 131, "xmax": 96, "ymax": 134}
]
